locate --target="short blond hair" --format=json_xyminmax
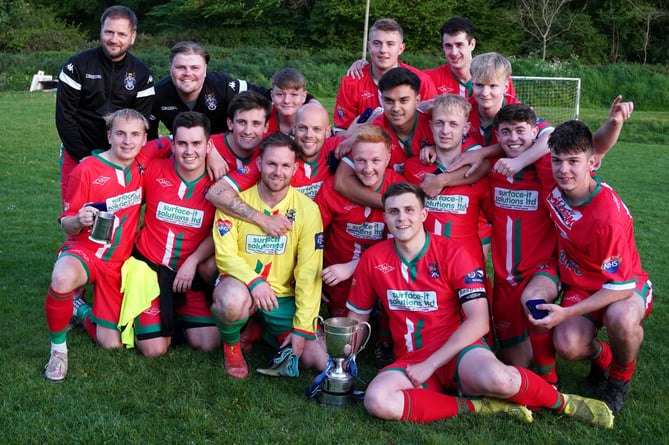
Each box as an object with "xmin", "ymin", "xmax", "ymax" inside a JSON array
[
  {"xmin": 470, "ymin": 52, "xmax": 511, "ymax": 84},
  {"xmin": 104, "ymin": 108, "xmax": 148, "ymax": 131},
  {"xmin": 431, "ymin": 94, "xmax": 472, "ymax": 120}
]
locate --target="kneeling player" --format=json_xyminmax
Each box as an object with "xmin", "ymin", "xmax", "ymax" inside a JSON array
[
  {"xmin": 535, "ymin": 120, "xmax": 652, "ymax": 414},
  {"xmin": 346, "ymin": 182, "xmax": 613, "ymax": 428},
  {"xmin": 124, "ymin": 111, "xmax": 220, "ymax": 356}
]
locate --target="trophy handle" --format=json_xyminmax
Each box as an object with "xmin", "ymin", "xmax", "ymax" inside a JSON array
[
  {"xmin": 312, "ymin": 315, "xmax": 327, "ymax": 354},
  {"xmin": 355, "ymin": 321, "xmax": 372, "ymax": 355}
]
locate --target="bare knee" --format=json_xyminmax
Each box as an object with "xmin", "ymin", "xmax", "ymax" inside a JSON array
[
  {"xmin": 364, "ymin": 385, "xmax": 403, "ymax": 420},
  {"xmin": 137, "ymin": 338, "xmax": 170, "ymax": 358},
  {"xmin": 211, "ymin": 280, "xmax": 250, "ymax": 321},
  {"xmin": 553, "ymin": 326, "xmax": 592, "ymax": 361},
  {"xmin": 186, "ymin": 327, "xmax": 221, "ymax": 352},
  {"xmin": 96, "ymin": 326, "xmax": 122, "ymax": 349}
]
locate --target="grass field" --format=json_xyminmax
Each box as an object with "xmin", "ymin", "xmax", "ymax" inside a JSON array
[{"xmin": 0, "ymin": 91, "xmax": 666, "ymax": 444}]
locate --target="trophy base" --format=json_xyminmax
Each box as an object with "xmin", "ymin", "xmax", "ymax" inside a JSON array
[{"xmin": 317, "ymin": 390, "xmax": 354, "ymax": 409}]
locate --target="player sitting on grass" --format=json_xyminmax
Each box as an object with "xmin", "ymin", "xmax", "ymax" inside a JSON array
[
  {"xmin": 346, "ymin": 182, "xmax": 614, "ymax": 428},
  {"xmin": 533, "ymin": 120, "xmax": 653, "ymax": 414}
]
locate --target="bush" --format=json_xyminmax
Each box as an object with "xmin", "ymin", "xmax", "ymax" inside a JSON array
[{"xmin": 0, "ymin": 0, "xmax": 88, "ymax": 53}]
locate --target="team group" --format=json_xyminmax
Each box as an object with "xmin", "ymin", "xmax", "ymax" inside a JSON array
[{"xmin": 44, "ymin": 5, "xmax": 652, "ymax": 428}]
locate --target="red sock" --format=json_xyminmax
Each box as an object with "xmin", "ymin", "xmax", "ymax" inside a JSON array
[
  {"xmin": 45, "ymin": 286, "xmax": 73, "ymax": 333},
  {"xmin": 609, "ymin": 357, "xmax": 636, "ymax": 382},
  {"xmin": 402, "ymin": 388, "xmax": 473, "ymax": 422},
  {"xmin": 507, "ymin": 366, "xmax": 563, "ymax": 410},
  {"xmin": 592, "ymin": 340, "xmax": 612, "ymax": 370},
  {"xmin": 84, "ymin": 317, "xmax": 97, "ymax": 341},
  {"xmin": 529, "ymin": 325, "xmax": 557, "ymax": 384}
]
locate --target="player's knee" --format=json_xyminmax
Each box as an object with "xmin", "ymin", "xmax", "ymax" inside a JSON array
[
  {"xmin": 187, "ymin": 331, "xmax": 221, "ymax": 352},
  {"xmin": 474, "ymin": 363, "xmax": 519, "ymax": 395},
  {"xmin": 138, "ymin": 341, "xmax": 169, "ymax": 358},
  {"xmin": 364, "ymin": 386, "xmax": 401, "ymax": 420},
  {"xmin": 50, "ymin": 271, "xmax": 78, "ymax": 293},
  {"xmin": 604, "ymin": 300, "xmax": 643, "ymax": 336},
  {"xmin": 553, "ymin": 329, "xmax": 587, "ymax": 360}
]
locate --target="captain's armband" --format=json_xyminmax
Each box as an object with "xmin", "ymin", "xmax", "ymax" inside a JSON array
[{"xmin": 457, "ymin": 288, "xmax": 487, "ymax": 304}]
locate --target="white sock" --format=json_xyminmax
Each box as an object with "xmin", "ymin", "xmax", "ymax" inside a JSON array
[{"xmin": 50, "ymin": 342, "xmax": 67, "ymax": 355}]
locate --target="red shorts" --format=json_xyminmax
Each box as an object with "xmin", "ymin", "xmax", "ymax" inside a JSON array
[
  {"xmin": 561, "ymin": 279, "xmax": 653, "ymax": 327},
  {"xmin": 136, "ymin": 288, "xmax": 215, "ymax": 339},
  {"xmin": 59, "ymin": 247, "xmax": 123, "ymax": 330},
  {"xmin": 493, "ymin": 262, "xmax": 558, "ymax": 348},
  {"xmin": 380, "ymin": 340, "xmax": 489, "ymax": 394}
]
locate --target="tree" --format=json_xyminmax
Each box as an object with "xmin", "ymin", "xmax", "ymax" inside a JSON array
[
  {"xmin": 515, "ymin": 0, "xmax": 579, "ymax": 61},
  {"xmin": 631, "ymin": 0, "xmax": 667, "ymax": 64}
]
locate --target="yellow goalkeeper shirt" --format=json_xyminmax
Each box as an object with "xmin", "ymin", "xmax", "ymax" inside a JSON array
[{"xmin": 213, "ymin": 185, "xmax": 324, "ymax": 336}]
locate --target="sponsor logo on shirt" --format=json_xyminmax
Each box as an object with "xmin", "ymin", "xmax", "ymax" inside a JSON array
[
  {"xmin": 386, "ymin": 289, "xmax": 438, "ymax": 312},
  {"xmin": 601, "ymin": 256, "xmax": 622, "ymax": 274},
  {"xmin": 376, "ymin": 263, "xmax": 395, "ymax": 273},
  {"xmin": 156, "ymin": 201, "xmax": 205, "ymax": 228},
  {"xmin": 228, "ymin": 81, "xmax": 237, "ymax": 91},
  {"xmin": 546, "ymin": 187, "xmax": 582, "ymax": 229},
  {"xmin": 345, "ymin": 221, "xmax": 385, "ymax": 240},
  {"xmin": 93, "ymin": 176, "xmax": 111, "ymax": 186},
  {"xmin": 124, "ymin": 72, "xmax": 136, "ymax": 91},
  {"xmin": 426, "ymin": 194, "xmax": 470, "ymax": 214},
  {"xmin": 205, "ymin": 93, "xmax": 217, "ymax": 111},
  {"xmin": 494, "ymin": 187, "xmax": 539, "ymax": 211},
  {"xmin": 362, "ymin": 91, "xmax": 375, "ymax": 100},
  {"xmin": 85, "ymin": 74, "xmax": 102, "ymax": 80},
  {"xmin": 246, "ymin": 234, "xmax": 287, "ymax": 254},
  {"xmin": 106, "ymin": 187, "xmax": 142, "ymax": 213},
  {"xmin": 161, "ymin": 106, "xmax": 179, "ymax": 111},
  {"xmin": 216, "ymin": 218, "xmax": 232, "ymax": 236},
  {"xmin": 559, "ymin": 250, "xmax": 582, "ymax": 276},
  {"xmin": 464, "ymin": 268, "xmax": 485, "ymax": 284},
  {"xmin": 66, "ymin": 63, "xmax": 74, "ymax": 73},
  {"xmin": 295, "ymin": 182, "xmax": 322, "ymax": 200},
  {"xmin": 156, "ymin": 178, "xmax": 173, "ymax": 188}
]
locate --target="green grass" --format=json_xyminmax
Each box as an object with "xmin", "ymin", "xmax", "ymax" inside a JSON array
[{"xmin": 0, "ymin": 92, "xmax": 667, "ymax": 444}]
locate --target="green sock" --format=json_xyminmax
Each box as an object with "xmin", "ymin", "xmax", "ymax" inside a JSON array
[
  {"xmin": 212, "ymin": 313, "xmax": 248, "ymax": 344},
  {"xmin": 50, "ymin": 328, "xmax": 67, "ymax": 345},
  {"xmin": 76, "ymin": 301, "xmax": 92, "ymax": 322}
]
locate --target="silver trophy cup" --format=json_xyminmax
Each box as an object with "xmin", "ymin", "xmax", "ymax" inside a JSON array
[{"xmin": 313, "ymin": 315, "xmax": 371, "ymax": 407}]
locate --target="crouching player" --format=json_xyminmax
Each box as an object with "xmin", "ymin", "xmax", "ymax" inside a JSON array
[
  {"xmin": 346, "ymin": 182, "xmax": 614, "ymax": 428},
  {"xmin": 45, "ymin": 109, "xmax": 152, "ymax": 382},
  {"xmin": 210, "ymin": 133, "xmax": 327, "ymax": 378},
  {"xmin": 535, "ymin": 120, "xmax": 652, "ymax": 414},
  {"xmin": 124, "ymin": 111, "xmax": 220, "ymax": 356}
]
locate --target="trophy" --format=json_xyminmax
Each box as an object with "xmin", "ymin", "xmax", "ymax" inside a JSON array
[{"xmin": 312, "ymin": 316, "xmax": 371, "ymax": 408}]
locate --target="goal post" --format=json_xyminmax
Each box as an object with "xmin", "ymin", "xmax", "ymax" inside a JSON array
[{"xmin": 510, "ymin": 76, "xmax": 581, "ymax": 125}]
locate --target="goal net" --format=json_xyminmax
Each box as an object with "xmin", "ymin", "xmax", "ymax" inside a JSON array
[{"xmin": 510, "ymin": 76, "xmax": 581, "ymax": 125}]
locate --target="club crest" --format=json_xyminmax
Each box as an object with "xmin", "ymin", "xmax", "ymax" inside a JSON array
[{"xmin": 124, "ymin": 72, "xmax": 136, "ymax": 91}]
